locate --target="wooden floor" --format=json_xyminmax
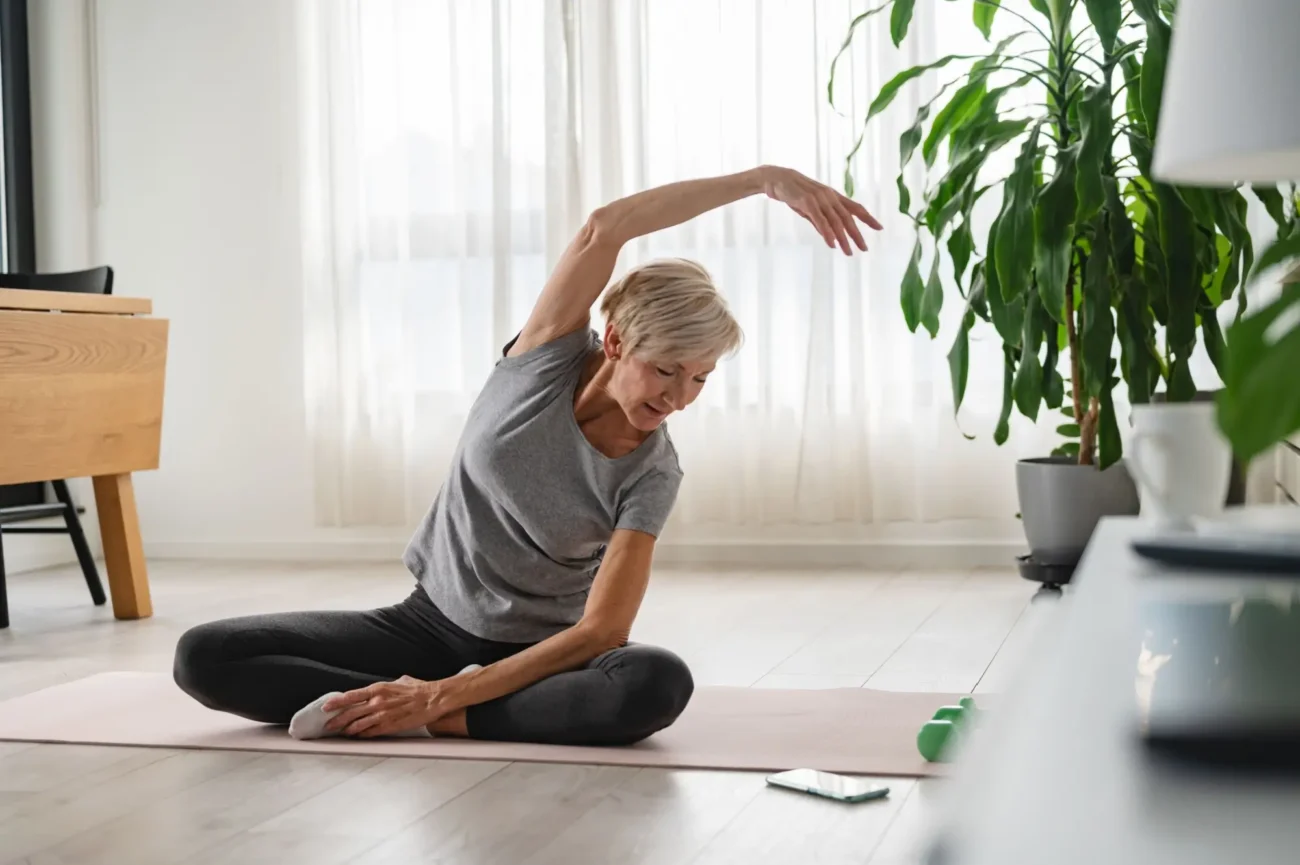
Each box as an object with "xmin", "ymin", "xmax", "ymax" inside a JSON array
[{"xmin": 0, "ymin": 560, "xmax": 1049, "ymax": 865}]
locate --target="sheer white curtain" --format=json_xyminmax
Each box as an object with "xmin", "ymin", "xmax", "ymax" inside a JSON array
[{"xmin": 299, "ymin": 0, "xmax": 1058, "ymax": 535}]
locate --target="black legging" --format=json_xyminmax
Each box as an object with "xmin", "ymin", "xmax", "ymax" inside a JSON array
[{"xmin": 172, "ymin": 586, "xmax": 694, "ymax": 746}]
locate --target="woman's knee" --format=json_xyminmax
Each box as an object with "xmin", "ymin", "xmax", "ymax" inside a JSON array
[
  {"xmin": 607, "ymin": 645, "xmax": 695, "ymax": 732},
  {"xmin": 172, "ymin": 621, "xmax": 233, "ymax": 706}
]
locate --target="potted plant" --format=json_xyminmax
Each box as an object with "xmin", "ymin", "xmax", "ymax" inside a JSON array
[
  {"xmin": 832, "ymin": 0, "xmax": 1257, "ymax": 581},
  {"xmin": 1216, "ymin": 196, "xmax": 1300, "ymax": 465}
]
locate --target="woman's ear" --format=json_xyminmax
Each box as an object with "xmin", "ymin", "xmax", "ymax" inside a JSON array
[{"xmin": 603, "ymin": 322, "xmax": 623, "ymax": 360}]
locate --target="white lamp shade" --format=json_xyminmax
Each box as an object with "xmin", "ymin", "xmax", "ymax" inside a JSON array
[{"xmin": 1152, "ymin": 0, "xmax": 1300, "ymax": 185}]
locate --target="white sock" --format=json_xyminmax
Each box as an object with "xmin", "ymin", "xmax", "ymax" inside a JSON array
[
  {"xmin": 288, "ymin": 691, "xmax": 344, "ymax": 740},
  {"xmin": 287, "ymin": 689, "xmax": 434, "ymax": 740}
]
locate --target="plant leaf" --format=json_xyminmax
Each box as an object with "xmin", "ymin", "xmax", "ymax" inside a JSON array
[
  {"xmin": 899, "ymin": 103, "xmax": 933, "ymax": 170},
  {"xmin": 1139, "ymin": 17, "xmax": 1171, "ymax": 138},
  {"xmin": 1251, "ymin": 185, "xmax": 1290, "ymax": 238},
  {"xmin": 897, "ymin": 173, "xmax": 911, "ymax": 215},
  {"xmin": 900, "ymin": 240, "xmax": 924, "ymax": 332},
  {"xmin": 828, "ymin": 1, "xmax": 894, "ymax": 108},
  {"xmin": 1177, "ymin": 186, "xmax": 1217, "ymax": 230},
  {"xmin": 985, "ymin": 255, "xmax": 1026, "ymax": 346},
  {"xmin": 1046, "ymin": 0, "xmax": 1070, "ymax": 34},
  {"xmin": 849, "ymin": 53, "xmax": 986, "ymax": 165},
  {"xmin": 1057, "ymin": 423, "xmax": 1081, "ymax": 436},
  {"xmin": 1053, "ymin": 441, "xmax": 1081, "ymax": 458},
  {"xmin": 994, "ymin": 346, "xmax": 1015, "ymax": 445},
  {"xmin": 925, "ymin": 146, "xmax": 987, "ymax": 236},
  {"xmin": 1213, "ymin": 190, "xmax": 1250, "ymax": 303},
  {"xmin": 995, "ymin": 122, "xmax": 1043, "ymax": 301},
  {"xmin": 923, "ymin": 81, "xmax": 987, "ymax": 168},
  {"xmin": 1043, "ymin": 336, "xmax": 1064, "ymax": 409},
  {"xmin": 1130, "ymin": 0, "xmax": 1163, "ymax": 23},
  {"xmin": 948, "ymin": 286, "xmax": 981, "ymax": 413},
  {"xmin": 947, "ymin": 323, "xmax": 971, "ymax": 414},
  {"xmin": 953, "ymin": 118, "xmax": 1031, "ymax": 164},
  {"xmin": 1117, "ymin": 276, "xmax": 1157, "ymax": 405},
  {"xmin": 1014, "ymin": 294, "xmax": 1044, "ymax": 420},
  {"xmin": 1033, "ymin": 147, "xmax": 1078, "ymax": 322},
  {"xmin": 1218, "ymin": 286, "xmax": 1300, "ymax": 462},
  {"xmin": 1074, "ymin": 85, "xmax": 1111, "ymax": 225},
  {"xmin": 949, "ymin": 220, "xmax": 975, "ymax": 291},
  {"xmin": 890, "ymin": 0, "xmax": 916, "ymax": 47},
  {"xmin": 1082, "ymin": 227, "xmax": 1115, "ymax": 399},
  {"xmin": 1084, "ymin": 0, "xmax": 1121, "ymax": 53},
  {"xmin": 1201, "ymin": 298, "xmax": 1227, "ymax": 378},
  {"xmin": 1153, "ymin": 182, "xmax": 1197, "ymax": 357},
  {"xmin": 973, "ymin": 0, "xmax": 1000, "ymax": 40},
  {"xmin": 1098, "ymin": 361, "xmax": 1123, "ymax": 469},
  {"xmin": 1168, "ymin": 356, "xmax": 1197, "ymax": 400},
  {"xmin": 1249, "ymin": 228, "xmax": 1300, "ymax": 283},
  {"xmin": 1106, "ymin": 178, "xmax": 1136, "ymax": 278},
  {"xmin": 921, "ymin": 252, "xmax": 944, "ymax": 338}
]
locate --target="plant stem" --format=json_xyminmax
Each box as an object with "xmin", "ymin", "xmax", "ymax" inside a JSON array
[{"xmin": 1080, "ymin": 398, "xmax": 1100, "ymax": 466}]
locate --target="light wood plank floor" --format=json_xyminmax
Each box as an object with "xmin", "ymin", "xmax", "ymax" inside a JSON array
[{"xmin": 0, "ymin": 560, "xmax": 1048, "ymax": 865}]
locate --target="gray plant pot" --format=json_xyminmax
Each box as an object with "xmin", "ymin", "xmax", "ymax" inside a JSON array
[{"xmin": 1016, "ymin": 457, "xmax": 1140, "ymax": 566}]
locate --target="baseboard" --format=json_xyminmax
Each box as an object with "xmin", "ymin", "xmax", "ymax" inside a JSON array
[
  {"xmin": 653, "ymin": 540, "xmax": 1027, "ymax": 569},
  {"xmin": 143, "ymin": 538, "xmax": 1028, "ymax": 570}
]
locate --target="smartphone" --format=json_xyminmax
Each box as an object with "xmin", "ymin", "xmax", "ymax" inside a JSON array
[{"xmin": 765, "ymin": 769, "xmax": 890, "ymax": 803}]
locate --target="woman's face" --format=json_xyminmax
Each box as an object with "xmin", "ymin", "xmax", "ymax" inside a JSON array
[{"xmin": 604, "ymin": 326, "xmax": 715, "ymax": 432}]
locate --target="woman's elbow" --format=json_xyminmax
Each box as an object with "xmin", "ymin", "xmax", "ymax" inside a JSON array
[
  {"xmin": 583, "ymin": 206, "xmax": 624, "ymax": 249},
  {"xmin": 576, "ymin": 618, "xmax": 631, "ymax": 657}
]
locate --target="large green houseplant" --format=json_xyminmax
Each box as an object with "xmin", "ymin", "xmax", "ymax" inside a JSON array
[
  {"xmin": 1217, "ymin": 197, "xmax": 1300, "ymax": 463},
  {"xmin": 832, "ymin": 0, "xmax": 1258, "ymax": 569}
]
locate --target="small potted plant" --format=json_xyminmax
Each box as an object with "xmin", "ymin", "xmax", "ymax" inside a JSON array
[{"xmin": 833, "ymin": 0, "xmax": 1258, "ymax": 585}]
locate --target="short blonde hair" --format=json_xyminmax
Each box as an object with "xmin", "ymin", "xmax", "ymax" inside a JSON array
[{"xmin": 599, "ymin": 258, "xmax": 743, "ymax": 362}]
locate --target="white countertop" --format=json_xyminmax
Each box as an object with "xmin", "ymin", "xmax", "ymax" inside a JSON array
[{"xmin": 932, "ymin": 517, "xmax": 1300, "ymax": 865}]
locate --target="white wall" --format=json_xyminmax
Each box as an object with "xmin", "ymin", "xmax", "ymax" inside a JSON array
[
  {"xmin": 24, "ymin": 0, "xmax": 1024, "ymax": 572},
  {"xmin": 27, "ymin": 0, "xmax": 399, "ymax": 571}
]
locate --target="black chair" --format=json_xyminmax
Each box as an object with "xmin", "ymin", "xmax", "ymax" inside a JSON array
[{"xmin": 0, "ymin": 267, "xmax": 115, "ymax": 628}]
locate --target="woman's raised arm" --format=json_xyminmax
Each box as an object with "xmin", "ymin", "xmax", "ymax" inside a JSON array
[{"xmin": 507, "ymin": 166, "xmax": 881, "ymax": 357}]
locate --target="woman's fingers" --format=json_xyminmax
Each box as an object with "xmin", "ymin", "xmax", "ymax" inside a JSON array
[
  {"xmin": 355, "ymin": 710, "xmax": 419, "ymax": 738},
  {"xmin": 831, "ymin": 197, "xmax": 868, "ymax": 251},
  {"xmin": 842, "ymin": 194, "xmax": 884, "ymax": 230},
  {"xmin": 785, "ymin": 175, "xmax": 881, "ymax": 254},
  {"xmin": 344, "ymin": 710, "xmax": 389, "ymax": 737},
  {"xmin": 819, "ymin": 199, "xmax": 853, "ymax": 255},
  {"xmin": 795, "ymin": 203, "xmax": 837, "ymax": 249}
]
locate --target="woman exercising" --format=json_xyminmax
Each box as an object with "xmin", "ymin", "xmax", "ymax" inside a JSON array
[{"xmin": 173, "ymin": 165, "xmax": 879, "ymax": 745}]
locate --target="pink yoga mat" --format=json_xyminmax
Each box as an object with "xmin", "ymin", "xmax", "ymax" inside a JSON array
[{"xmin": 0, "ymin": 672, "xmax": 963, "ymax": 777}]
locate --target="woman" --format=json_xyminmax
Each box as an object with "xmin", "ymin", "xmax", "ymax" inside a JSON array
[{"xmin": 173, "ymin": 165, "xmax": 879, "ymax": 746}]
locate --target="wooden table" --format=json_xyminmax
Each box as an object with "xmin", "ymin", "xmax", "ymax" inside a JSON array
[{"xmin": 0, "ymin": 288, "xmax": 167, "ymax": 620}]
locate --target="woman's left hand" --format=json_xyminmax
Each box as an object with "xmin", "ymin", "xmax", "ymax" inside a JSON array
[
  {"xmin": 323, "ymin": 675, "xmax": 455, "ymax": 738},
  {"xmin": 760, "ymin": 165, "xmax": 882, "ymax": 255}
]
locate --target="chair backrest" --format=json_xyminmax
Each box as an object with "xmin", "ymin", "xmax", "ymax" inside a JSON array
[{"xmin": 0, "ymin": 266, "xmax": 113, "ymax": 295}]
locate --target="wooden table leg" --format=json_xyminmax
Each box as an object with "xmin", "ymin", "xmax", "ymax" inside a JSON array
[{"xmin": 92, "ymin": 473, "xmax": 153, "ymax": 620}]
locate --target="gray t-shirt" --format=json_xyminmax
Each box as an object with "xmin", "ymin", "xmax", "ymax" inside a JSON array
[{"xmin": 403, "ymin": 327, "xmax": 683, "ymax": 643}]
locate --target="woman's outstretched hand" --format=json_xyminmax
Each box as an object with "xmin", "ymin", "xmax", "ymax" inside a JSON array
[
  {"xmin": 323, "ymin": 674, "xmax": 455, "ymax": 738},
  {"xmin": 760, "ymin": 166, "xmax": 882, "ymax": 255}
]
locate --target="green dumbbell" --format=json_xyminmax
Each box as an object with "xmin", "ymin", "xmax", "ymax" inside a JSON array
[
  {"xmin": 931, "ymin": 705, "xmax": 966, "ymax": 723},
  {"xmin": 918, "ymin": 697, "xmax": 980, "ymax": 762},
  {"xmin": 917, "ymin": 719, "xmax": 956, "ymax": 762}
]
